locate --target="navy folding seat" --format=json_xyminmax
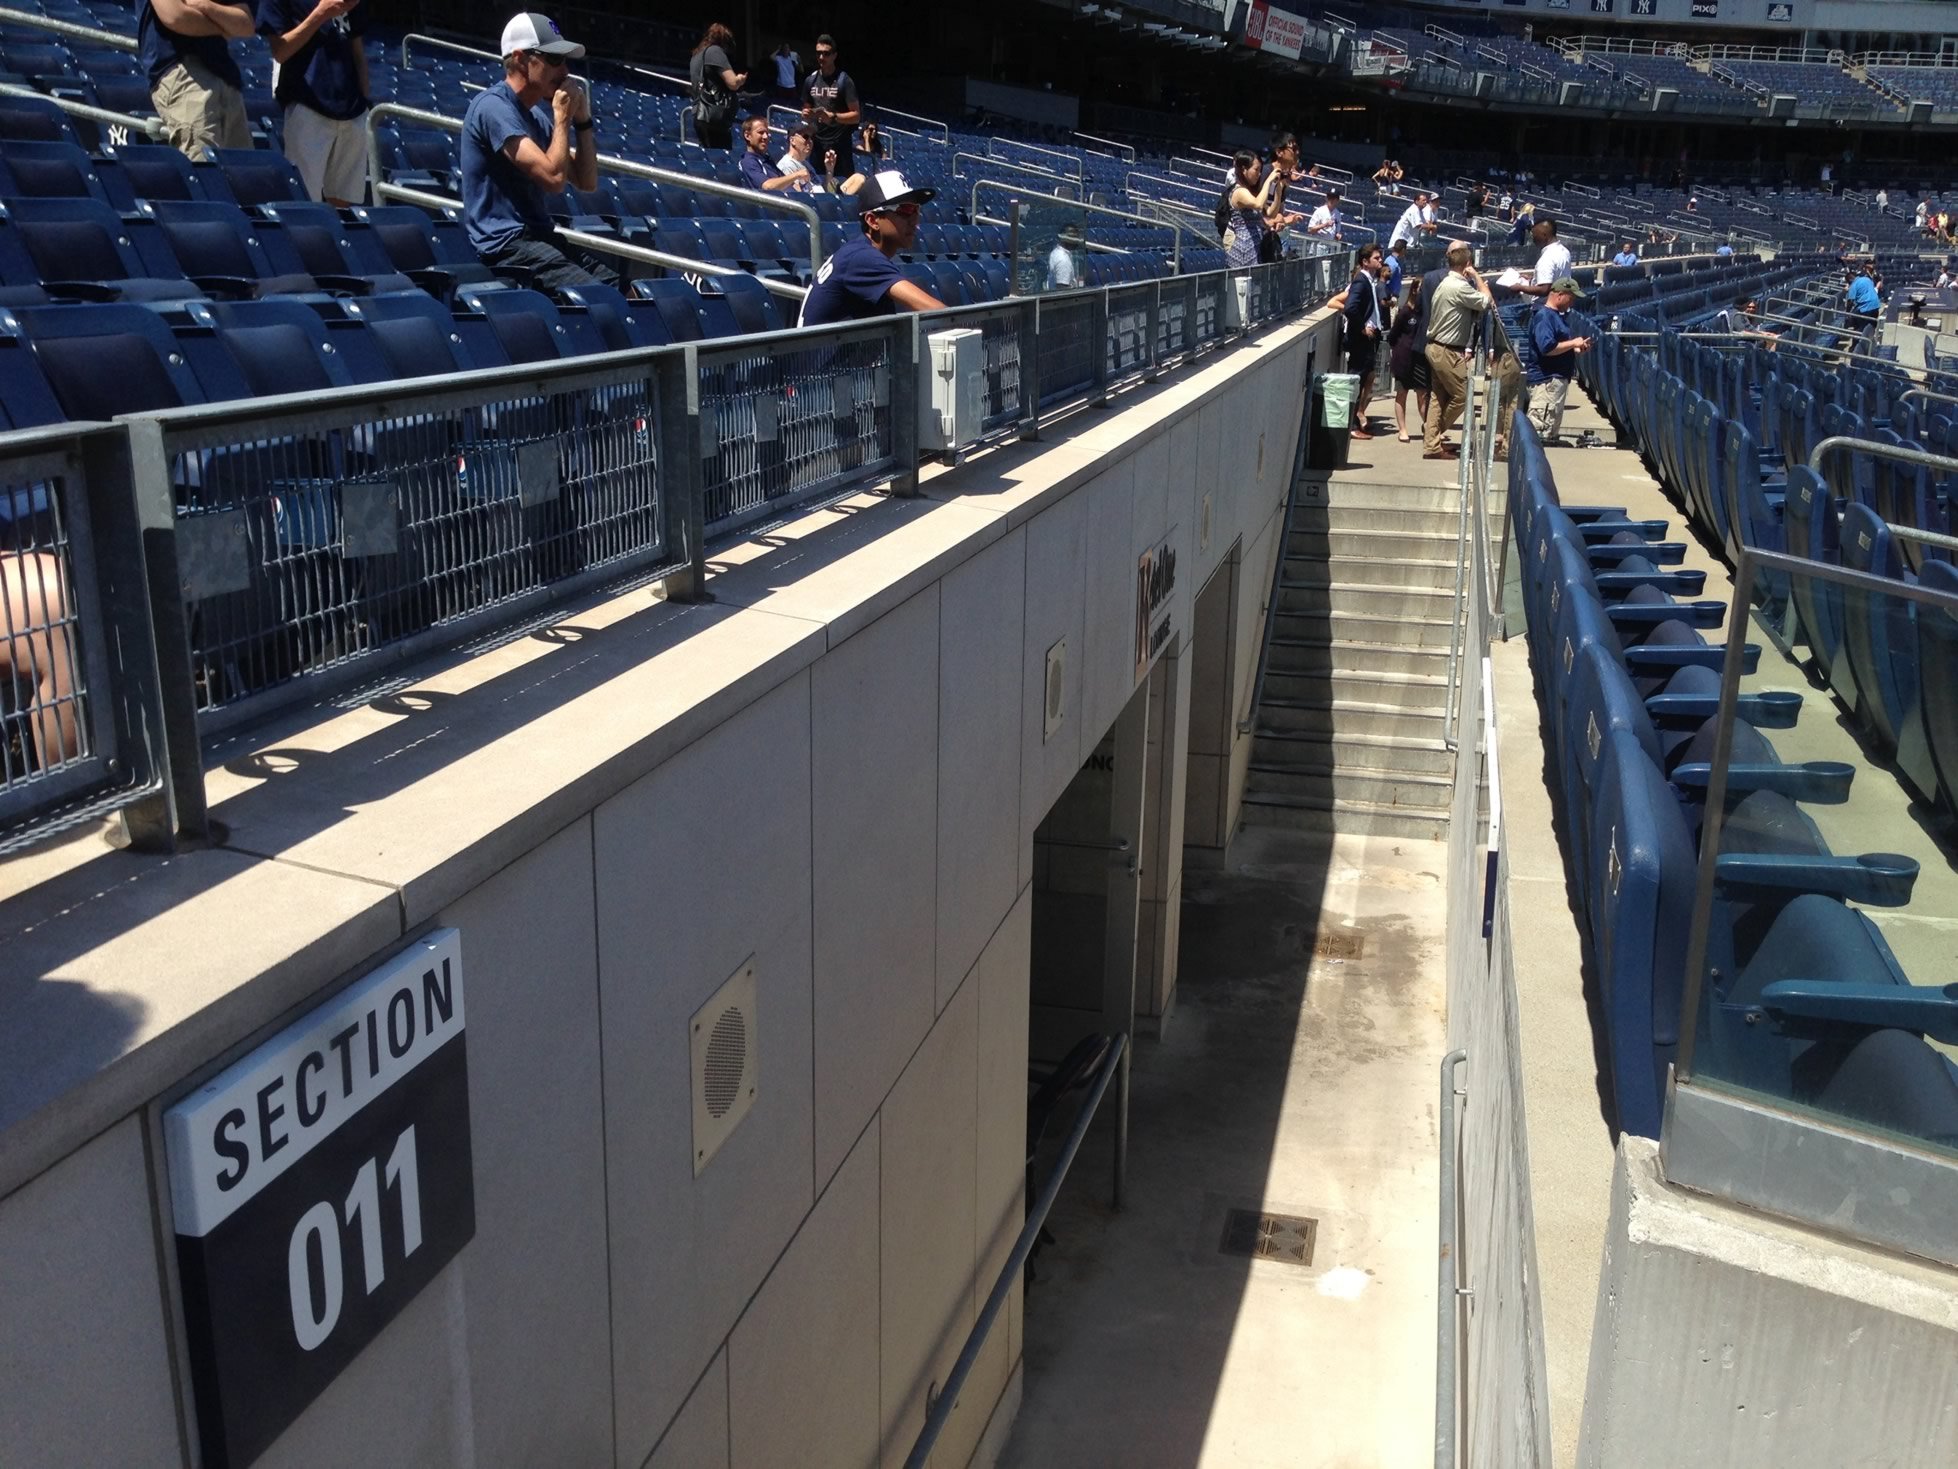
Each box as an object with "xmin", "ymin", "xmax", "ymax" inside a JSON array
[
  {"xmin": 1836, "ymin": 502, "xmax": 1919, "ymax": 761},
  {"xmin": 928, "ymin": 260, "xmax": 965, "ymax": 304},
  {"xmin": 334, "ymin": 291, "xmax": 480, "ymax": 380},
  {"xmin": 251, "ymin": 201, "xmax": 414, "ymax": 294},
  {"xmin": 179, "ymin": 297, "xmax": 355, "ymax": 399},
  {"xmin": 695, "ymin": 218, "xmax": 745, "ymax": 269},
  {"xmin": 556, "ymin": 281, "xmax": 672, "ymax": 349},
  {"xmin": 1915, "ymin": 560, "xmax": 1958, "ymax": 824},
  {"xmin": 629, "ymin": 277, "xmax": 709, "ymax": 341},
  {"xmin": 91, "ymin": 75, "xmax": 155, "ymax": 117},
  {"xmin": 0, "ymin": 139, "xmax": 109, "ymax": 202},
  {"xmin": 206, "ymin": 147, "xmax": 306, "ymax": 206},
  {"xmin": 349, "ymin": 204, "xmax": 497, "ymax": 291},
  {"xmin": 0, "ymin": 195, "xmax": 197, "ymax": 301},
  {"xmin": 103, "ymin": 143, "xmax": 207, "ymax": 204},
  {"xmin": 608, "ymin": 176, "xmax": 662, "ymax": 220},
  {"xmin": 738, "ymin": 219, "xmax": 786, "ymax": 270},
  {"xmin": 6, "ymin": 301, "xmax": 210, "ymax": 418},
  {"xmin": 139, "ymin": 199, "xmax": 319, "ymax": 297},
  {"xmin": 697, "ymin": 273, "xmax": 780, "ymax": 338},
  {"xmin": 653, "ymin": 219, "xmax": 704, "ymax": 261},
  {"xmin": 0, "ymin": 93, "xmax": 78, "ymax": 144},
  {"xmin": 1810, "ymin": 1028, "xmax": 1958, "ymax": 1150},
  {"xmin": 0, "ymin": 324, "xmax": 66, "ymax": 428},
  {"xmin": 455, "ymin": 285, "xmax": 607, "ymax": 362}
]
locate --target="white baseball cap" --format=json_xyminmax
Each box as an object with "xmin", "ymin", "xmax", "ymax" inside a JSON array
[{"xmin": 500, "ymin": 12, "xmax": 585, "ymax": 60}]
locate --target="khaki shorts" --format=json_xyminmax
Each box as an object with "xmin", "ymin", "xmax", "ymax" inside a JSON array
[
  {"xmin": 281, "ymin": 102, "xmax": 368, "ymax": 204},
  {"xmin": 151, "ymin": 56, "xmax": 251, "ymax": 159}
]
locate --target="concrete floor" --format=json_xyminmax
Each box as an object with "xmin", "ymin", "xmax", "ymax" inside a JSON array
[{"xmin": 999, "ymin": 827, "xmax": 1448, "ymax": 1469}]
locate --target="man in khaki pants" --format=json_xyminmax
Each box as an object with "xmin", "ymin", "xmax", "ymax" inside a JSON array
[
  {"xmin": 1422, "ymin": 243, "xmax": 1493, "ymax": 459},
  {"xmin": 140, "ymin": 0, "xmax": 256, "ymax": 159}
]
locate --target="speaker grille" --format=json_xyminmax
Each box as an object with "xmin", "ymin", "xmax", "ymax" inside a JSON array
[{"xmin": 703, "ymin": 1006, "xmax": 747, "ymax": 1118}]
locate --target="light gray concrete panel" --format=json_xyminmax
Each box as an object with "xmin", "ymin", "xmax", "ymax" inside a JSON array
[
  {"xmin": 1166, "ymin": 414, "xmax": 1200, "ymax": 578},
  {"xmin": 729, "ymin": 1120, "xmax": 879, "ymax": 1469},
  {"xmin": 1195, "ymin": 399, "xmax": 1225, "ymax": 579},
  {"xmin": 812, "ymin": 588, "xmax": 941, "ymax": 1188},
  {"xmin": 1080, "ymin": 459, "xmax": 1141, "ymax": 747},
  {"xmin": 1018, "ymin": 491, "xmax": 1088, "ymax": 855},
  {"xmin": 1580, "ymin": 1138, "xmax": 1958, "ymax": 1469},
  {"xmin": 1130, "ymin": 431, "xmax": 1172, "ymax": 570},
  {"xmin": 1186, "ymin": 559, "xmax": 1235, "ymax": 763},
  {"xmin": 593, "ymin": 676, "xmax": 817, "ymax": 1469},
  {"xmin": 438, "ymin": 818, "xmax": 611, "ymax": 1469},
  {"xmin": 879, "ymin": 975, "xmax": 979, "ymax": 1469},
  {"xmin": 0, "ymin": 1117, "xmax": 182, "ymax": 1469},
  {"xmin": 976, "ymin": 889, "xmax": 1032, "ymax": 1367},
  {"xmin": 254, "ymin": 1269, "xmax": 469, "ymax": 1469},
  {"xmin": 645, "ymin": 1349, "xmax": 728, "ymax": 1469},
  {"xmin": 937, "ymin": 529, "xmax": 1028, "ymax": 1013}
]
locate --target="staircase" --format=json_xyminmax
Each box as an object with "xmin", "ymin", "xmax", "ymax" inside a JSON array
[{"xmin": 1239, "ymin": 479, "xmax": 1466, "ymax": 840}]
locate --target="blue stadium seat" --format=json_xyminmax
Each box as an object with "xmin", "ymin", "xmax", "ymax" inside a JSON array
[
  {"xmin": 348, "ymin": 204, "xmax": 498, "ymax": 292},
  {"xmin": 5, "ymin": 301, "xmax": 210, "ymax": 417},
  {"xmin": 629, "ymin": 277, "xmax": 708, "ymax": 341},
  {"xmin": 0, "ymin": 138, "xmax": 110, "ymax": 203},
  {"xmin": 0, "ymin": 195, "xmax": 197, "ymax": 301},
  {"xmin": 100, "ymin": 143, "xmax": 208, "ymax": 204},
  {"xmin": 0, "ymin": 93, "xmax": 79, "ymax": 145},
  {"xmin": 454, "ymin": 285, "xmax": 608, "ymax": 362},
  {"xmin": 697, "ymin": 273, "xmax": 780, "ymax": 337},
  {"xmin": 205, "ymin": 147, "xmax": 307, "ymax": 206},
  {"xmin": 1836, "ymin": 502, "xmax": 1919, "ymax": 761},
  {"xmin": 557, "ymin": 281, "xmax": 673, "ymax": 349},
  {"xmin": 138, "ymin": 199, "xmax": 319, "ymax": 298},
  {"xmin": 334, "ymin": 291, "xmax": 480, "ymax": 380},
  {"xmin": 251, "ymin": 201, "xmax": 416, "ymax": 294},
  {"xmin": 179, "ymin": 297, "xmax": 356, "ymax": 399}
]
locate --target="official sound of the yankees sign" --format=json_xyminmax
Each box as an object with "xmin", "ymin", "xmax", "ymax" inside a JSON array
[{"xmin": 165, "ymin": 930, "xmax": 474, "ymax": 1469}]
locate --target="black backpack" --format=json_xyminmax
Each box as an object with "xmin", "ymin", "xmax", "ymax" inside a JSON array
[{"xmin": 1214, "ymin": 186, "xmax": 1232, "ymax": 239}]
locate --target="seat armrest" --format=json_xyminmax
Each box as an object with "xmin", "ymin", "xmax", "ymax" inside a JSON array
[
  {"xmin": 1671, "ymin": 758, "xmax": 1855, "ymax": 803},
  {"xmin": 1713, "ymin": 851, "xmax": 1919, "ymax": 907},
  {"xmin": 1621, "ymin": 642, "xmax": 1760, "ymax": 675},
  {"xmin": 1753, "ymin": 979, "xmax": 1958, "ymax": 1046},
  {"xmin": 1646, "ymin": 687, "xmax": 1801, "ymax": 728},
  {"xmin": 1605, "ymin": 598, "xmax": 1726, "ymax": 629},
  {"xmin": 1588, "ymin": 540, "xmax": 1686, "ymax": 566}
]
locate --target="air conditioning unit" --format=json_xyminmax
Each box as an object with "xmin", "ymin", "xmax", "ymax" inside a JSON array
[
  {"xmin": 919, "ymin": 327, "xmax": 985, "ymax": 454},
  {"xmin": 1225, "ymin": 274, "xmax": 1253, "ymax": 330}
]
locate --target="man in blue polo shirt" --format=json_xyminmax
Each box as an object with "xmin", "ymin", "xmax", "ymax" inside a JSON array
[
  {"xmin": 1846, "ymin": 264, "xmax": 1881, "ymax": 339},
  {"xmin": 140, "ymin": 0, "xmax": 256, "ymax": 159},
  {"xmin": 460, "ymin": 12, "xmax": 617, "ymax": 290},
  {"xmin": 256, "ymin": 0, "xmax": 370, "ymax": 204},
  {"xmin": 798, "ymin": 169, "xmax": 945, "ymax": 326},
  {"xmin": 1525, "ymin": 276, "xmax": 1592, "ymax": 445},
  {"xmin": 736, "ymin": 114, "xmax": 806, "ymax": 193},
  {"xmin": 1611, "ymin": 241, "xmax": 1638, "ymax": 267}
]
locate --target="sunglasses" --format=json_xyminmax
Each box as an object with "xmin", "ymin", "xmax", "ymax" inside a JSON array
[{"xmin": 873, "ymin": 202, "xmax": 920, "ymax": 219}]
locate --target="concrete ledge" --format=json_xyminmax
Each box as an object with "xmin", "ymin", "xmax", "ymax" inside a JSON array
[
  {"xmin": 1579, "ymin": 1136, "xmax": 1958, "ymax": 1469},
  {"xmin": 0, "ymin": 309, "xmax": 1336, "ymax": 1204}
]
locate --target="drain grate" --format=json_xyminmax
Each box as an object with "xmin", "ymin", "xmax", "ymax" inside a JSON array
[
  {"xmin": 1219, "ymin": 1208, "xmax": 1318, "ymax": 1266},
  {"xmin": 1311, "ymin": 929, "xmax": 1365, "ymax": 961}
]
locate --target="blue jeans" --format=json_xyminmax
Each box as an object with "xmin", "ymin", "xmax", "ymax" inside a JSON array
[{"xmin": 482, "ymin": 233, "xmax": 621, "ymax": 293}]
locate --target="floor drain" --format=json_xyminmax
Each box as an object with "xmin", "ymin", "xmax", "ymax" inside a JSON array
[
  {"xmin": 1219, "ymin": 1208, "xmax": 1318, "ymax": 1266},
  {"xmin": 1311, "ymin": 929, "xmax": 1365, "ymax": 961}
]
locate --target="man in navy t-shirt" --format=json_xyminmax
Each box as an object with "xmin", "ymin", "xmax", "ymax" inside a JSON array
[
  {"xmin": 798, "ymin": 169, "xmax": 945, "ymax": 327},
  {"xmin": 139, "ymin": 0, "xmax": 256, "ymax": 159},
  {"xmin": 1524, "ymin": 276, "xmax": 1591, "ymax": 444},
  {"xmin": 800, "ymin": 35, "xmax": 859, "ymax": 181},
  {"xmin": 256, "ymin": 0, "xmax": 370, "ymax": 204},
  {"xmin": 460, "ymin": 12, "xmax": 617, "ymax": 290},
  {"xmin": 736, "ymin": 114, "xmax": 805, "ymax": 193}
]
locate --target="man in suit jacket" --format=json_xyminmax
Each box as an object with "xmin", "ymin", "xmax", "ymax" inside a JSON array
[{"xmin": 1340, "ymin": 245, "xmax": 1386, "ymax": 437}]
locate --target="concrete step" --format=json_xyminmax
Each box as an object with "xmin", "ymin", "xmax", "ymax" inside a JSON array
[
  {"xmin": 1288, "ymin": 526, "xmax": 1465, "ymax": 561},
  {"xmin": 1266, "ymin": 638, "xmax": 1451, "ymax": 679},
  {"xmin": 1275, "ymin": 581, "xmax": 1458, "ymax": 618},
  {"xmin": 1244, "ymin": 762, "xmax": 1454, "ymax": 812},
  {"xmin": 1238, "ymin": 790, "xmax": 1451, "ymax": 842},
  {"xmin": 1271, "ymin": 608, "xmax": 1459, "ymax": 649},
  {"xmin": 1253, "ymin": 696, "xmax": 1448, "ymax": 739},
  {"xmin": 1290, "ymin": 502, "xmax": 1465, "ymax": 537},
  {"xmin": 1280, "ymin": 554, "xmax": 1457, "ymax": 592},
  {"xmin": 1250, "ymin": 727, "xmax": 1455, "ymax": 776},
  {"xmin": 1295, "ymin": 481, "xmax": 1463, "ymax": 512},
  {"xmin": 1262, "ymin": 668, "xmax": 1448, "ymax": 710}
]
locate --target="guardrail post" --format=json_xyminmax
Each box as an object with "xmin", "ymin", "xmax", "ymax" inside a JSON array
[
  {"xmin": 1144, "ymin": 282, "xmax": 1163, "ymax": 383},
  {"xmin": 654, "ymin": 348, "xmax": 709, "ymax": 603},
  {"xmin": 1091, "ymin": 288, "xmax": 1112, "ymax": 408},
  {"xmin": 891, "ymin": 317, "xmax": 921, "ymax": 497},
  {"xmin": 1016, "ymin": 297, "xmax": 1041, "ymax": 441},
  {"xmin": 119, "ymin": 418, "xmax": 208, "ymax": 850}
]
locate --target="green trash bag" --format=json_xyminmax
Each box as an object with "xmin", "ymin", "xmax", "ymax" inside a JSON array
[{"xmin": 1320, "ymin": 372, "xmax": 1360, "ymax": 425}]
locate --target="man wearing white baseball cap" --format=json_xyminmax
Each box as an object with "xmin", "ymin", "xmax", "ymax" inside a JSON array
[
  {"xmin": 459, "ymin": 12, "xmax": 618, "ymax": 289},
  {"xmin": 797, "ymin": 168, "xmax": 946, "ymax": 326}
]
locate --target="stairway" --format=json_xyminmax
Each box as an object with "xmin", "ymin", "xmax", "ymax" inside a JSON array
[{"xmin": 1239, "ymin": 479, "xmax": 1466, "ymax": 841}]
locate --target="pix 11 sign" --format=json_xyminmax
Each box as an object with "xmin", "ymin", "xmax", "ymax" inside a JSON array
[{"xmin": 165, "ymin": 930, "xmax": 474, "ymax": 1469}]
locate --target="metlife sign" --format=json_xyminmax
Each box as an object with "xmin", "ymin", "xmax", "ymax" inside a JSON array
[
  {"xmin": 1243, "ymin": 0, "xmax": 1308, "ymax": 61},
  {"xmin": 165, "ymin": 930, "xmax": 474, "ymax": 1469}
]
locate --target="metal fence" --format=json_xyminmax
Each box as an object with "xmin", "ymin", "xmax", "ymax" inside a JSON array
[{"xmin": 0, "ymin": 257, "xmax": 1333, "ymax": 854}]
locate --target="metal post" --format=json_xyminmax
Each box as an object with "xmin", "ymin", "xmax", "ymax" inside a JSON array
[
  {"xmin": 654, "ymin": 349, "xmax": 708, "ymax": 603},
  {"xmin": 890, "ymin": 317, "xmax": 922, "ymax": 496},
  {"xmin": 1021, "ymin": 296, "xmax": 1044, "ymax": 442},
  {"xmin": 1144, "ymin": 281, "xmax": 1163, "ymax": 382},
  {"xmin": 119, "ymin": 418, "xmax": 208, "ymax": 849},
  {"xmin": 1007, "ymin": 197, "xmax": 1021, "ymax": 296},
  {"xmin": 1113, "ymin": 1037, "xmax": 1131, "ymax": 1211},
  {"xmin": 1091, "ymin": 289, "xmax": 1112, "ymax": 408},
  {"xmin": 1436, "ymin": 1048, "xmax": 1468, "ymax": 1469}
]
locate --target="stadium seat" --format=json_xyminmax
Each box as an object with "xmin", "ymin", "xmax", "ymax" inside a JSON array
[
  {"xmin": 5, "ymin": 301, "xmax": 210, "ymax": 417},
  {"xmin": 629, "ymin": 277, "xmax": 709, "ymax": 341},
  {"xmin": 0, "ymin": 138, "xmax": 110, "ymax": 203},
  {"xmin": 138, "ymin": 199, "xmax": 319, "ymax": 298},
  {"xmin": 204, "ymin": 147, "xmax": 306, "ymax": 206},
  {"xmin": 0, "ymin": 195, "xmax": 198, "ymax": 301}
]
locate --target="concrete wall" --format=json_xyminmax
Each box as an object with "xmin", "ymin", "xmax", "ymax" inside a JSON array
[
  {"xmin": 0, "ymin": 309, "xmax": 1340, "ymax": 1469},
  {"xmin": 1579, "ymin": 1137, "xmax": 1958, "ymax": 1469}
]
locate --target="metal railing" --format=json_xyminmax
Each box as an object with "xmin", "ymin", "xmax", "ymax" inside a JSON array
[
  {"xmin": 1436, "ymin": 1048, "xmax": 1468, "ymax": 1469},
  {"xmin": 0, "ymin": 257, "xmax": 1329, "ymax": 852},
  {"xmin": 0, "ymin": 81, "xmax": 166, "ymax": 144},
  {"xmin": 1443, "ymin": 306, "xmax": 1508, "ymax": 750},
  {"xmin": 987, "ymin": 136, "xmax": 1084, "ymax": 183},
  {"xmin": 971, "ymin": 182, "xmax": 1193, "ymax": 276},
  {"xmin": 1072, "ymin": 131, "xmax": 1134, "ymax": 165},
  {"xmin": 953, "ymin": 151, "xmax": 1081, "ymax": 201},
  {"xmin": 0, "ymin": 3, "xmax": 134, "ymax": 49},
  {"xmin": 900, "ymin": 1033, "xmax": 1127, "ymax": 1469},
  {"xmin": 363, "ymin": 101, "xmax": 824, "ymax": 284}
]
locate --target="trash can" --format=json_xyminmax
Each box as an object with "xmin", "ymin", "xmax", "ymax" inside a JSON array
[{"xmin": 1307, "ymin": 371, "xmax": 1357, "ymax": 470}]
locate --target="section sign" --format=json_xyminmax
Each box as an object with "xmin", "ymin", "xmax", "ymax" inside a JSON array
[{"xmin": 164, "ymin": 929, "xmax": 474, "ymax": 1469}]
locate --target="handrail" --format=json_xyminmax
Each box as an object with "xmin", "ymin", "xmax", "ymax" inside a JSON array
[
  {"xmin": 1126, "ymin": 170, "xmax": 1216, "ymax": 204},
  {"xmin": 364, "ymin": 101, "xmax": 824, "ymax": 278},
  {"xmin": 1435, "ymin": 1048, "xmax": 1468, "ymax": 1469},
  {"xmin": 400, "ymin": 31, "xmax": 500, "ymax": 69},
  {"xmin": 0, "ymin": 80, "xmax": 165, "ymax": 141},
  {"xmin": 872, "ymin": 104, "xmax": 949, "ymax": 147},
  {"xmin": 970, "ymin": 179, "xmax": 1190, "ymax": 273},
  {"xmin": 1187, "ymin": 145, "xmax": 1235, "ymax": 165},
  {"xmin": 900, "ymin": 1033, "xmax": 1127, "ymax": 1469},
  {"xmin": 954, "ymin": 150, "xmax": 1080, "ymax": 200},
  {"xmin": 0, "ymin": 3, "xmax": 135, "ymax": 50},
  {"xmin": 1073, "ymin": 130, "xmax": 1135, "ymax": 165},
  {"xmin": 987, "ymin": 135, "xmax": 1084, "ymax": 183},
  {"xmin": 620, "ymin": 62, "xmax": 692, "ymax": 96},
  {"xmin": 1808, "ymin": 435, "xmax": 1958, "ymax": 480}
]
